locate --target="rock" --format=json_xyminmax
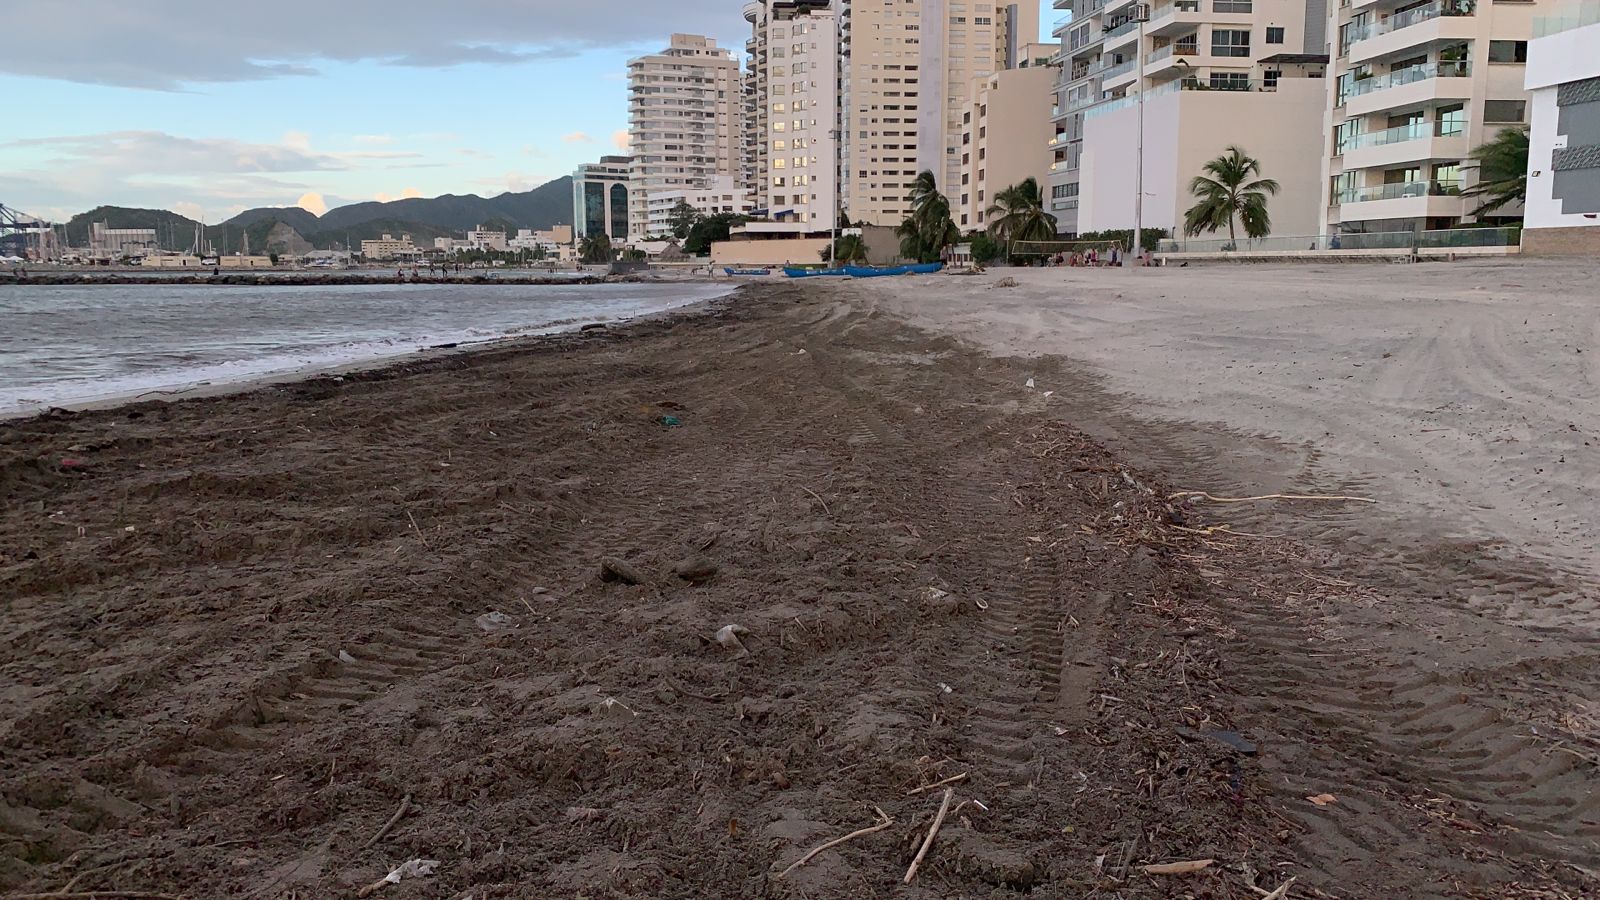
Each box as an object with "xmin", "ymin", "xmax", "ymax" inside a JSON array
[
  {"xmin": 673, "ymin": 557, "xmax": 719, "ymax": 582},
  {"xmin": 715, "ymin": 624, "xmax": 750, "ymax": 654},
  {"xmin": 475, "ymin": 611, "xmax": 513, "ymax": 633},
  {"xmin": 599, "ymin": 556, "xmax": 647, "ymax": 585}
]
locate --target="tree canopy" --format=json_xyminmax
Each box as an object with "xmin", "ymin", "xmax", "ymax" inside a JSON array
[
  {"xmin": 1182, "ymin": 146, "xmax": 1279, "ymax": 245},
  {"xmin": 1462, "ymin": 127, "xmax": 1529, "ymax": 217}
]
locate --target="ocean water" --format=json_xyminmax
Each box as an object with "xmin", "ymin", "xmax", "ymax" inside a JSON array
[{"xmin": 0, "ymin": 281, "xmax": 733, "ymax": 416}]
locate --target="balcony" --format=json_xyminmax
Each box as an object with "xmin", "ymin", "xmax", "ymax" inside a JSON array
[
  {"xmin": 1335, "ymin": 179, "xmax": 1464, "ymax": 219},
  {"xmin": 1100, "ymin": 57, "xmax": 1139, "ymax": 88},
  {"xmin": 1145, "ymin": 43, "xmax": 1201, "ymax": 77},
  {"xmin": 1102, "ymin": 19, "xmax": 1141, "ymax": 50},
  {"xmin": 1341, "ymin": 120, "xmax": 1469, "ymax": 169},
  {"xmin": 1148, "ymin": 0, "xmax": 1205, "ymax": 36},
  {"xmin": 1344, "ymin": 61, "xmax": 1472, "ymax": 115},
  {"xmin": 1348, "ymin": 0, "xmax": 1478, "ymax": 64}
]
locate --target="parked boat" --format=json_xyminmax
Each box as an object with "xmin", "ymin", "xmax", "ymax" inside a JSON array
[
  {"xmin": 906, "ymin": 262, "xmax": 945, "ymax": 274},
  {"xmin": 723, "ymin": 267, "xmax": 771, "ymax": 276},
  {"xmin": 843, "ymin": 262, "xmax": 945, "ymax": 278},
  {"xmin": 783, "ymin": 266, "xmax": 847, "ymax": 278}
]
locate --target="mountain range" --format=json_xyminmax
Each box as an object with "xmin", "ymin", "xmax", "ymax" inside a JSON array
[{"xmin": 62, "ymin": 176, "xmax": 573, "ymax": 255}]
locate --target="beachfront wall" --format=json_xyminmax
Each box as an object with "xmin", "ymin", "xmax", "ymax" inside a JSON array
[
  {"xmin": 711, "ymin": 237, "xmax": 832, "ymax": 266},
  {"xmin": 1078, "ymin": 77, "xmax": 1327, "ymax": 239},
  {"xmin": 1522, "ymin": 17, "xmax": 1600, "ymax": 255}
]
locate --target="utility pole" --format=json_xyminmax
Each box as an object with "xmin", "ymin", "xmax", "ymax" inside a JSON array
[{"xmin": 1130, "ymin": 3, "xmax": 1149, "ymax": 266}]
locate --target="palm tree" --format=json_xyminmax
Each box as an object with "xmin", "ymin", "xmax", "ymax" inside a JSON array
[
  {"xmin": 1462, "ymin": 127, "xmax": 1529, "ymax": 217},
  {"xmin": 1183, "ymin": 146, "xmax": 1279, "ymax": 247},
  {"xmin": 897, "ymin": 170, "xmax": 960, "ymax": 263},
  {"xmin": 985, "ymin": 178, "xmax": 1059, "ymax": 253},
  {"xmin": 578, "ymin": 233, "xmax": 613, "ymax": 264},
  {"xmin": 824, "ymin": 234, "xmax": 868, "ymax": 264}
]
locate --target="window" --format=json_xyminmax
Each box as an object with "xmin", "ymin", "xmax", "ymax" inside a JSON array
[
  {"xmin": 1211, "ymin": 29, "xmax": 1251, "ymax": 57},
  {"xmin": 1264, "ymin": 69, "xmax": 1281, "ymax": 88},
  {"xmin": 1435, "ymin": 103, "xmax": 1466, "ymax": 136},
  {"xmin": 1483, "ymin": 99, "xmax": 1526, "ymax": 122},
  {"xmin": 1488, "ymin": 40, "xmax": 1528, "ymax": 63},
  {"xmin": 1209, "ymin": 71, "xmax": 1250, "ymax": 90},
  {"xmin": 1214, "ymin": 0, "xmax": 1253, "ymax": 10},
  {"xmin": 1266, "ymin": 26, "xmax": 1285, "ymax": 43}
]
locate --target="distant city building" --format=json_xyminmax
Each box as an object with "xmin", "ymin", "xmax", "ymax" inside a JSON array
[
  {"xmin": 573, "ymin": 156, "xmax": 633, "ymax": 243},
  {"xmin": 957, "ymin": 45, "xmax": 1060, "ymax": 231},
  {"xmin": 745, "ymin": 0, "xmax": 840, "ymax": 232},
  {"xmin": 645, "ymin": 175, "xmax": 755, "ymax": 236},
  {"xmin": 1522, "ymin": 5, "xmax": 1599, "ymax": 254},
  {"xmin": 466, "ymin": 225, "xmax": 507, "ymax": 251},
  {"xmin": 627, "ymin": 34, "xmax": 744, "ymax": 239},
  {"xmin": 361, "ymin": 233, "xmax": 421, "ymax": 261},
  {"xmin": 89, "ymin": 222, "xmax": 158, "ymax": 256}
]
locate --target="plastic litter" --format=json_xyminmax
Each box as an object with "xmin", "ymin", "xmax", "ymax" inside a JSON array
[
  {"xmin": 357, "ymin": 858, "xmax": 440, "ymax": 897},
  {"xmin": 657, "ymin": 415, "xmax": 683, "ymax": 427}
]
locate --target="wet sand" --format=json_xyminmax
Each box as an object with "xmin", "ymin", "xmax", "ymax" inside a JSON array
[{"xmin": 0, "ymin": 280, "xmax": 1592, "ymax": 897}]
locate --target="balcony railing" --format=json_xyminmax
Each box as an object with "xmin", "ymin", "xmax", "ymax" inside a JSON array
[
  {"xmin": 1149, "ymin": 0, "xmax": 1202, "ymax": 19},
  {"xmin": 1147, "ymin": 43, "xmax": 1197, "ymax": 62},
  {"xmin": 1354, "ymin": 0, "xmax": 1476, "ymax": 45},
  {"xmin": 1534, "ymin": 0, "xmax": 1600, "ymax": 35},
  {"xmin": 1103, "ymin": 19, "xmax": 1140, "ymax": 38},
  {"xmin": 1343, "ymin": 118, "xmax": 1466, "ymax": 151},
  {"xmin": 1347, "ymin": 60, "xmax": 1471, "ymax": 98},
  {"xmin": 1336, "ymin": 179, "xmax": 1462, "ymax": 203},
  {"xmin": 1101, "ymin": 58, "xmax": 1137, "ymax": 78},
  {"xmin": 1158, "ymin": 227, "xmax": 1520, "ymax": 253}
]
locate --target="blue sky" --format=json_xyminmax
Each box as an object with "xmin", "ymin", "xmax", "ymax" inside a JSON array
[{"xmin": 0, "ymin": 1, "xmax": 1055, "ymax": 223}]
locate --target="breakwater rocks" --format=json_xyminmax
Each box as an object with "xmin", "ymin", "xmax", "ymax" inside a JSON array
[{"xmin": 0, "ymin": 273, "xmax": 619, "ymax": 287}]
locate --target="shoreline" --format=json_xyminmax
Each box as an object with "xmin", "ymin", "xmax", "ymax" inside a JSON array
[{"xmin": 2, "ymin": 284, "xmax": 745, "ymax": 423}]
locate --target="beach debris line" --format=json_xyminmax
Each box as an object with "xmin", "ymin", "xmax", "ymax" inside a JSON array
[
  {"xmin": 356, "ymin": 858, "xmax": 439, "ymax": 897},
  {"xmin": 775, "ymin": 807, "xmax": 895, "ymax": 879}
]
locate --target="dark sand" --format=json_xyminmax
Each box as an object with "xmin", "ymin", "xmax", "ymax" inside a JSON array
[{"xmin": 0, "ymin": 284, "xmax": 1590, "ymax": 898}]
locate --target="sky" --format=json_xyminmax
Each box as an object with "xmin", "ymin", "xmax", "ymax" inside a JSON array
[{"xmin": 0, "ymin": 1, "xmax": 1057, "ymax": 223}]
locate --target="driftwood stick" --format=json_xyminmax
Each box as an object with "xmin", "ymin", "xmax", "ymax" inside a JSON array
[
  {"xmin": 404, "ymin": 511, "xmax": 432, "ymax": 548},
  {"xmin": 361, "ymin": 794, "xmax": 413, "ymax": 850},
  {"xmin": 1169, "ymin": 491, "xmax": 1376, "ymax": 505},
  {"xmin": 775, "ymin": 807, "xmax": 894, "ymax": 879},
  {"xmin": 802, "ymin": 487, "xmax": 831, "ymax": 516},
  {"xmin": 903, "ymin": 787, "xmax": 955, "ymax": 884},
  {"xmin": 9, "ymin": 894, "xmax": 182, "ymax": 899},
  {"xmin": 906, "ymin": 772, "xmax": 968, "ymax": 796}
]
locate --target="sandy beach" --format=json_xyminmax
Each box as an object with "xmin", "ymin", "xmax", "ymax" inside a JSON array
[{"xmin": 1, "ymin": 269, "xmax": 1595, "ymax": 898}]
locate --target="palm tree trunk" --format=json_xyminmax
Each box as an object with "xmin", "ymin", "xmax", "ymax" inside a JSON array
[{"xmin": 1227, "ymin": 212, "xmax": 1236, "ymax": 247}]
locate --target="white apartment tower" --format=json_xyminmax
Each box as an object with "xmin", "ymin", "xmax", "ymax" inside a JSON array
[
  {"xmin": 1321, "ymin": 0, "xmax": 1549, "ymax": 234},
  {"xmin": 1049, "ymin": 0, "xmax": 1329, "ymax": 237},
  {"xmin": 627, "ymin": 34, "xmax": 744, "ymax": 240},
  {"xmin": 840, "ymin": 0, "xmax": 1039, "ymax": 227},
  {"xmin": 744, "ymin": 0, "xmax": 841, "ymax": 230}
]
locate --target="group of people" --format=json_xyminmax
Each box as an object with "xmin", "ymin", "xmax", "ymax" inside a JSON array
[
  {"xmin": 394, "ymin": 262, "xmax": 468, "ymax": 281},
  {"xmin": 1047, "ymin": 247, "xmax": 1154, "ymax": 268}
]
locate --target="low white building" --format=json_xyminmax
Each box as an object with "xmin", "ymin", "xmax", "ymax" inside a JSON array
[
  {"xmin": 1522, "ymin": 3, "xmax": 1600, "ymax": 255},
  {"xmin": 644, "ymin": 175, "xmax": 753, "ymax": 240},
  {"xmin": 467, "ymin": 226, "xmax": 507, "ymax": 251}
]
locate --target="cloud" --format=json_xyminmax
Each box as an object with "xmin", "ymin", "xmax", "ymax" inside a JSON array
[
  {"xmin": 0, "ymin": 2, "xmax": 745, "ymax": 90},
  {"xmin": 372, "ymin": 187, "xmax": 426, "ymax": 203},
  {"xmin": 297, "ymin": 192, "xmax": 329, "ymax": 215},
  {"xmin": 611, "ymin": 130, "xmax": 631, "ymax": 153},
  {"xmin": 282, "ymin": 131, "xmax": 312, "ymax": 151},
  {"xmin": 561, "ymin": 132, "xmax": 594, "ymax": 144},
  {"xmin": 4, "ymin": 131, "xmax": 344, "ymax": 175},
  {"xmin": 353, "ymin": 134, "xmax": 395, "ymax": 146},
  {"xmin": 456, "ymin": 148, "xmax": 493, "ymax": 159}
]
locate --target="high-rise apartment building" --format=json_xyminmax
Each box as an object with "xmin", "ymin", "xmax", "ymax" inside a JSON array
[
  {"xmin": 955, "ymin": 45, "xmax": 1061, "ymax": 230},
  {"xmin": 1049, "ymin": 0, "xmax": 1327, "ymax": 236},
  {"xmin": 572, "ymin": 156, "xmax": 633, "ymax": 244},
  {"xmin": 1320, "ymin": 0, "xmax": 1548, "ymax": 234},
  {"xmin": 627, "ymin": 34, "xmax": 744, "ymax": 240},
  {"xmin": 840, "ymin": 0, "xmax": 1037, "ymax": 227},
  {"xmin": 744, "ymin": 0, "xmax": 841, "ymax": 230}
]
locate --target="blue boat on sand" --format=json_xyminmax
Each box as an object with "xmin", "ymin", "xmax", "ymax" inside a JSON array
[
  {"xmin": 723, "ymin": 267, "xmax": 772, "ymax": 276},
  {"xmin": 843, "ymin": 262, "xmax": 944, "ymax": 278},
  {"xmin": 783, "ymin": 267, "xmax": 848, "ymax": 278}
]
